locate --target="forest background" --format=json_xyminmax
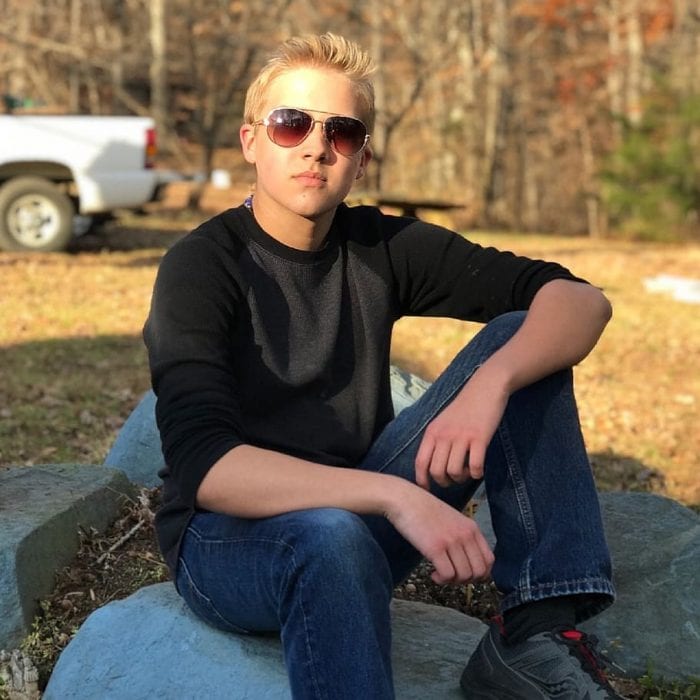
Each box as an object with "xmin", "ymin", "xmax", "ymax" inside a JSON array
[{"xmin": 2, "ymin": 0, "xmax": 700, "ymax": 240}]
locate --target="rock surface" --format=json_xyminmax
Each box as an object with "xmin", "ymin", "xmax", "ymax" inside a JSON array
[
  {"xmin": 0, "ymin": 465, "xmax": 133, "ymax": 650},
  {"xmin": 581, "ymin": 493, "xmax": 700, "ymax": 680},
  {"xmin": 43, "ymin": 582, "xmax": 487, "ymax": 700},
  {"xmin": 103, "ymin": 389, "xmax": 163, "ymax": 487}
]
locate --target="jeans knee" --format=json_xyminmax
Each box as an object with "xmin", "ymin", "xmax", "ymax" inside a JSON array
[
  {"xmin": 464, "ymin": 311, "xmax": 526, "ymax": 361},
  {"xmin": 287, "ymin": 509, "xmax": 392, "ymax": 588},
  {"xmin": 295, "ymin": 508, "xmax": 380, "ymax": 561},
  {"xmin": 484, "ymin": 310, "xmax": 526, "ymax": 341},
  {"xmin": 446, "ymin": 311, "xmax": 526, "ymax": 377}
]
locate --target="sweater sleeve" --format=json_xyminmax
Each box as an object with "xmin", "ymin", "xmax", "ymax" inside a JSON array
[
  {"xmin": 143, "ymin": 233, "xmax": 245, "ymax": 506},
  {"xmin": 384, "ymin": 218, "xmax": 587, "ymax": 321}
]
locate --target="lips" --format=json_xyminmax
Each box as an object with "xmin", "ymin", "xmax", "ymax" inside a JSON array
[{"xmin": 294, "ymin": 171, "xmax": 327, "ymax": 186}]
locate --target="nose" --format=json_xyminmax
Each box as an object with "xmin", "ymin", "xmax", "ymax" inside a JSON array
[{"xmin": 302, "ymin": 121, "xmax": 333, "ymax": 159}]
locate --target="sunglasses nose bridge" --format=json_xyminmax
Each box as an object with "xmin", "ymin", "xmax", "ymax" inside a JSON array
[{"xmin": 304, "ymin": 117, "xmax": 334, "ymax": 151}]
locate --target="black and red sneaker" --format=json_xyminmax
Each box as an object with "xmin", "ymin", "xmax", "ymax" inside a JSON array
[{"xmin": 460, "ymin": 622, "xmax": 624, "ymax": 699}]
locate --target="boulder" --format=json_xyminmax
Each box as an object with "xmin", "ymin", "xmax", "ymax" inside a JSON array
[
  {"xmin": 581, "ymin": 493, "xmax": 700, "ymax": 680},
  {"xmin": 103, "ymin": 390, "xmax": 163, "ymax": 487},
  {"xmin": 475, "ymin": 491, "xmax": 700, "ymax": 680},
  {"xmin": 0, "ymin": 465, "xmax": 133, "ymax": 650},
  {"xmin": 44, "ymin": 582, "xmax": 487, "ymax": 700},
  {"xmin": 389, "ymin": 364, "xmax": 432, "ymax": 416}
]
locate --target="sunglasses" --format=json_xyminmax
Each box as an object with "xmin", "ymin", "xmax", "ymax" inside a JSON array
[{"xmin": 253, "ymin": 107, "xmax": 370, "ymax": 156}]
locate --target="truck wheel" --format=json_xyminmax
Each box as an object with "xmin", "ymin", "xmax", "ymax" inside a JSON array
[{"xmin": 0, "ymin": 177, "xmax": 76, "ymax": 252}]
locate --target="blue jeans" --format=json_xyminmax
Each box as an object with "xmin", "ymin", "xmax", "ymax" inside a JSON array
[{"xmin": 176, "ymin": 312, "xmax": 614, "ymax": 699}]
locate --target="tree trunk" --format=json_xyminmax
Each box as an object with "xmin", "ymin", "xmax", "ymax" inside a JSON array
[
  {"xmin": 150, "ymin": 0, "xmax": 169, "ymax": 145},
  {"xmin": 483, "ymin": 0, "xmax": 510, "ymax": 224},
  {"xmin": 69, "ymin": 0, "xmax": 81, "ymax": 112},
  {"xmin": 625, "ymin": 0, "xmax": 643, "ymax": 126},
  {"xmin": 368, "ymin": 0, "xmax": 386, "ymax": 192}
]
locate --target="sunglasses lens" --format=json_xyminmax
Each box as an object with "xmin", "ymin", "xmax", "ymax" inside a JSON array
[
  {"xmin": 263, "ymin": 109, "xmax": 368, "ymax": 155},
  {"xmin": 325, "ymin": 117, "xmax": 368, "ymax": 156},
  {"xmin": 267, "ymin": 108, "xmax": 312, "ymax": 147}
]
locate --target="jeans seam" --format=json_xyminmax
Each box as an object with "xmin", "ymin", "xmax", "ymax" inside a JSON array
[
  {"xmin": 302, "ymin": 569, "xmax": 326, "ymax": 700},
  {"xmin": 496, "ymin": 418, "xmax": 540, "ymax": 594},
  {"xmin": 282, "ymin": 548, "xmax": 326, "ymax": 700},
  {"xmin": 189, "ymin": 522, "xmax": 295, "ymax": 550},
  {"xmin": 497, "ymin": 420, "xmax": 539, "ymax": 549},
  {"xmin": 177, "ymin": 556, "xmax": 252, "ymax": 635}
]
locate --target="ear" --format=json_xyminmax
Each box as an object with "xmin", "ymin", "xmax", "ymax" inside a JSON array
[
  {"xmin": 356, "ymin": 144, "xmax": 373, "ymax": 180},
  {"xmin": 240, "ymin": 123, "xmax": 257, "ymax": 165}
]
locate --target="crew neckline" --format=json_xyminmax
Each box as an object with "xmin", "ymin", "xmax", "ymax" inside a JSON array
[{"xmin": 225, "ymin": 205, "xmax": 343, "ymax": 264}]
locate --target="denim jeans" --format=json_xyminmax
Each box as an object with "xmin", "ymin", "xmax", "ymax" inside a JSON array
[{"xmin": 176, "ymin": 311, "xmax": 615, "ymax": 699}]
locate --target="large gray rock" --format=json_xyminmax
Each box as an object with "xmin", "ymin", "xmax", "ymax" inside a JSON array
[
  {"xmin": 102, "ymin": 365, "xmax": 430, "ymax": 487},
  {"xmin": 0, "ymin": 465, "xmax": 133, "ymax": 650},
  {"xmin": 581, "ymin": 493, "xmax": 700, "ymax": 680},
  {"xmin": 390, "ymin": 365, "xmax": 432, "ymax": 416},
  {"xmin": 475, "ymin": 491, "xmax": 700, "ymax": 680},
  {"xmin": 44, "ymin": 582, "xmax": 487, "ymax": 700},
  {"xmin": 103, "ymin": 390, "xmax": 163, "ymax": 487}
]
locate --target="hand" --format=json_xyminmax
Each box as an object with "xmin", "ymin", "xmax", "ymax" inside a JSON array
[
  {"xmin": 385, "ymin": 483, "xmax": 494, "ymax": 584},
  {"xmin": 415, "ymin": 366, "xmax": 509, "ymax": 487}
]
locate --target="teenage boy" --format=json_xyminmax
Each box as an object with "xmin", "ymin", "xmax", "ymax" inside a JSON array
[{"xmin": 144, "ymin": 33, "xmax": 623, "ymax": 700}]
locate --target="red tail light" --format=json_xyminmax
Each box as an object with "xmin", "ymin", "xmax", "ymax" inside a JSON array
[{"xmin": 145, "ymin": 128, "xmax": 157, "ymax": 168}]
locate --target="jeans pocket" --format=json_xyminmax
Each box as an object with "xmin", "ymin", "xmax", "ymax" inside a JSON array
[{"xmin": 176, "ymin": 558, "xmax": 252, "ymax": 635}]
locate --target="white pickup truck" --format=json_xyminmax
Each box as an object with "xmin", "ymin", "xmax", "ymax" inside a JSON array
[{"xmin": 0, "ymin": 115, "xmax": 178, "ymax": 252}]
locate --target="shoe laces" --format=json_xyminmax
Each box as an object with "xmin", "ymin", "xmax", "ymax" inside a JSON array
[{"xmin": 557, "ymin": 629, "xmax": 623, "ymax": 694}]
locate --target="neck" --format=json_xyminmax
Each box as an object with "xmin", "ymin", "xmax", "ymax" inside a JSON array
[{"xmin": 247, "ymin": 194, "xmax": 336, "ymax": 252}]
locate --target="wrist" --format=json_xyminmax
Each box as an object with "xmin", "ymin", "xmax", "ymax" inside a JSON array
[
  {"xmin": 470, "ymin": 357, "xmax": 516, "ymax": 395},
  {"xmin": 381, "ymin": 475, "xmax": 426, "ymax": 521}
]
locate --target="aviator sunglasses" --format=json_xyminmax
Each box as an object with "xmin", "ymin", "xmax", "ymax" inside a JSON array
[{"xmin": 253, "ymin": 107, "xmax": 370, "ymax": 157}]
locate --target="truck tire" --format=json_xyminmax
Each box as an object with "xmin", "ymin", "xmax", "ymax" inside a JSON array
[{"xmin": 0, "ymin": 176, "xmax": 76, "ymax": 252}]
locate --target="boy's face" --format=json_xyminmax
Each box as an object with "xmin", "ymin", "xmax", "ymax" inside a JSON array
[{"xmin": 240, "ymin": 67, "xmax": 372, "ymax": 230}]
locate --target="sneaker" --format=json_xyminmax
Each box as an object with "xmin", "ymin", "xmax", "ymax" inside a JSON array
[{"xmin": 460, "ymin": 622, "xmax": 623, "ymax": 699}]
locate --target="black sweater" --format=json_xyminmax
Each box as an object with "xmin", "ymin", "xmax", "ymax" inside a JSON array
[{"xmin": 143, "ymin": 204, "xmax": 583, "ymax": 573}]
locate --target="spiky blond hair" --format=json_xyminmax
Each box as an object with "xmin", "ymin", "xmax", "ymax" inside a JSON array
[{"xmin": 244, "ymin": 33, "xmax": 376, "ymax": 131}]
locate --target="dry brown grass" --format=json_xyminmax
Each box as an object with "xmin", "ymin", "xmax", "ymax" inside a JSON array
[{"xmin": 1, "ymin": 217, "xmax": 698, "ymax": 506}]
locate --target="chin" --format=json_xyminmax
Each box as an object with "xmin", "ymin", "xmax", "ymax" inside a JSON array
[{"xmin": 294, "ymin": 194, "xmax": 345, "ymax": 219}]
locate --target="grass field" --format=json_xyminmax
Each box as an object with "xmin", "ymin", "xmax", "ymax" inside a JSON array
[{"xmin": 1, "ymin": 215, "xmax": 698, "ymax": 507}]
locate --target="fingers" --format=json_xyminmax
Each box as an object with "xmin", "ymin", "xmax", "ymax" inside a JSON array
[
  {"xmin": 430, "ymin": 540, "xmax": 492, "ymax": 585},
  {"xmin": 415, "ymin": 432, "xmax": 479, "ymax": 488},
  {"xmin": 467, "ymin": 442, "xmax": 486, "ymax": 480},
  {"xmin": 445, "ymin": 442, "xmax": 470, "ymax": 484},
  {"xmin": 429, "ymin": 525, "xmax": 494, "ymax": 585},
  {"xmin": 393, "ymin": 485, "xmax": 494, "ymax": 587},
  {"xmin": 415, "ymin": 434, "xmax": 434, "ymax": 489}
]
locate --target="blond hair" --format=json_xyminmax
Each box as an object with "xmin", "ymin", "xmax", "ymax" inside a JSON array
[{"xmin": 244, "ymin": 33, "xmax": 376, "ymax": 132}]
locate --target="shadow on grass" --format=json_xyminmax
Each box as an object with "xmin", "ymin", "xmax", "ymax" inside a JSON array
[
  {"xmin": 589, "ymin": 451, "xmax": 666, "ymax": 495},
  {"xmin": 0, "ymin": 334, "xmax": 150, "ymax": 469},
  {"xmin": 67, "ymin": 218, "xmax": 192, "ymax": 258}
]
